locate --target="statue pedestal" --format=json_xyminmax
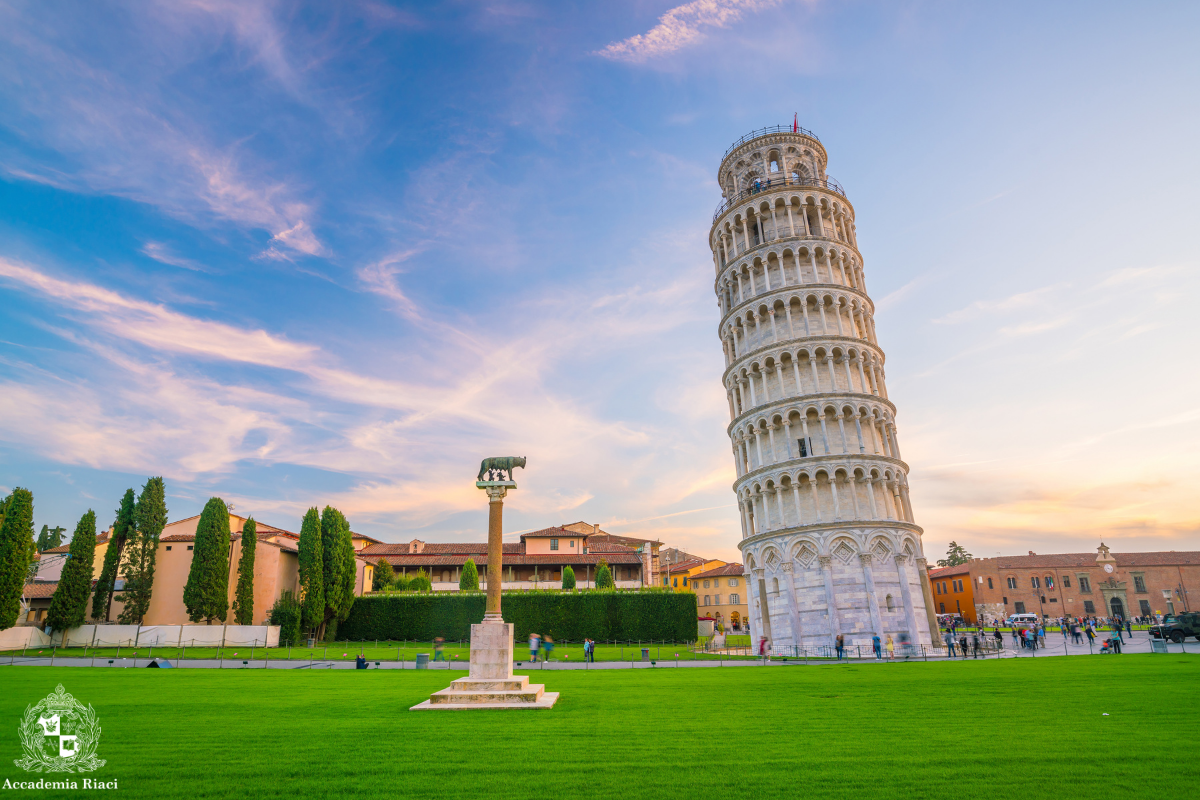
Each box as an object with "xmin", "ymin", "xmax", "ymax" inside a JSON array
[{"xmin": 410, "ymin": 622, "xmax": 559, "ymax": 710}]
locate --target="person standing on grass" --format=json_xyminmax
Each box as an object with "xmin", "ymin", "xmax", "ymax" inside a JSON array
[
  {"xmin": 585, "ymin": 639, "xmax": 594, "ymax": 663},
  {"xmin": 835, "ymin": 633, "xmax": 845, "ymax": 660},
  {"xmin": 529, "ymin": 633, "xmax": 541, "ymax": 663}
]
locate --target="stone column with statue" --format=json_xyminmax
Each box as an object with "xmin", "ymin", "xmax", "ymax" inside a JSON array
[{"xmin": 412, "ymin": 457, "xmax": 559, "ymax": 710}]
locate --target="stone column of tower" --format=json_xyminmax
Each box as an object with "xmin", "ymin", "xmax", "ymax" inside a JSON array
[{"xmin": 709, "ymin": 125, "xmax": 938, "ymax": 649}]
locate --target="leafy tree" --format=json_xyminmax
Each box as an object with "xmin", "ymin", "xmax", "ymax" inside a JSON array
[
  {"xmin": 936, "ymin": 541, "xmax": 973, "ymax": 568},
  {"xmin": 298, "ymin": 508, "xmax": 323, "ymax": 634},
  {"xmin": 118, "ymin": 477, "xmax": 168, "ymax": 625},
  {"xmin": 595, "ymin": 559, "xmax": 614, "ymax": 590},
  {"xmin": 46, "ymin": 510, "xmax": 97, "ymax": 635},
  {"xmin": 92, "ymin": 488, "xmax": 135, "ymax": 621},
  {"xmin": 36, "ymin": 524, "xmax": 67, "ymax": 553},
  {"xmin": 408, "ymin": 568, "xmax": 431, "ymax": 592},
  {"xmin": 372, "ymin": 558, "xmax": 394, "ymax": 591},
  {"xmin": 232, "ymin": 517, "xmax": 257, "ymax": 625},
  {"xmin": 183, "ymin": 497, "xmax": 231, "ymax": 624},
  {"xmin": 459, "ymin": 558, "xmax": 479, "ymax": 591},
  {"xmin": 0, "ymin": 488, "xmax": 37, "ymax": 630},
  {"xmin": 562, "ymin": 565, "xmax": 576, "ymax": 591},
  {"xmin": 268, "ymin": 590, "xmax": 302, "ymax": 646},
  {"xmin": 390, "ymin": 573, "xmax": 411, "ymax": 592},
  {"xmin": 318, "ymin": 506, "xmax": 356, "ymax": 640}
]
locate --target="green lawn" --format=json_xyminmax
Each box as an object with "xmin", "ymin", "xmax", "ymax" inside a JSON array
[{"xmin": 0, "ymin": 656, "xmax": 1193, "ymax": 798}]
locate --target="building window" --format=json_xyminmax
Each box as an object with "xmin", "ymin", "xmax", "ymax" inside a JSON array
[
  {"xmin": 165, "ymin": 545, "xmax": 172, "ymax": 551},
  {"xmin": 704, "ymin": 580, "xmax": 711, "ymax": 588},
  {"xmin": 187, "ymin": 545, "xmax": 193, "ymax": 551},
  {"xmin": 704, "ymin": 595, "xmax": 711, "ymax": 606},
  {"xmin": 682, "ymin": 577, "xmax": 688, "ymax": 587},
  {"xmin": 1006, "ymin": 577, "xmax": 1017, "ymax": 589},
  {"xmin": 551, "ymin": 539, "xmax": 559, "ymax": 550},
  {"xmin": 1002, "ymin": 596, "xmax": 1008, "ymax": 605},
  {"xmin": 1031, "ymin": 577, "xmax": 1040, "ymax": 589},
  {"xmin": 673, "ymin": 578, "xmax": 678, "ymax": 587},
  {"xmin": 1083, "ymin": 600, "xmax": 1095, "ymax": 614},
  {"xmin": 715, "ymin": 594, "xmax": 721, "ymax": 604},
  {"xmin": 1014, "ymin": 602, "xmax": 1026, "ymax": 614},
  {"xmin": 663, "ymin": 576, "xmax": 669, "ymax": 586},
  {"xmin": 1045, "ymin": 575, "xmax": 1054, "ymax": 589},
  {"xmin": 886, "ymin": 594, "xmax": 894, "ymax": 611},
  {"xmin": 954, "ymin": 579, "xmax": 963, "ymax": 592},
  {"xmin": 1134, "ymin": 576, "xmax": 1146, "ymax": 593},
  {"xmin": 1063, "ymin": 575, "xmax": 1071, "ymax": 588},
  {"xmin": 729, "ymin": 578, "xmax": 739, "ymax": 587},
  {"xmin": 570, "ymin": 540, "xmax": 575, "ymax": 547},
  {"xmin": 987, "ymin": 577, "xmax": 993, "ymax": 589},
  {"xmin": 939, "ymin": 602, "xmax": 945, "ymax": 613},
  {"xmin": 1139, "ymin": 600, "xmax": 1151, "ymax": 615},
  {"xmin": 729, "ymin": 593, "xmax": 739, "ymax": 604},
  {"xmin": 1079, "ymin": 576, "xmax": 1091, "ymax": 593}
]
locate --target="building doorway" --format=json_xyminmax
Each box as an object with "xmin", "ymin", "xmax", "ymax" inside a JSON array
[{"xmin": 1110, "ymin": 597, "xmax": 1125, "ymax": 619}]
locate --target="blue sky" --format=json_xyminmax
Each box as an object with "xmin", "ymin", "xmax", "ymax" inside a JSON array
[{"xmin": 1, "ymin": 1, "xmax": 1198, "ymax": 561}]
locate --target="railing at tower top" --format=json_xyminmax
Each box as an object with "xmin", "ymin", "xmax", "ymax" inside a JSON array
[
  {"xmin": 712, "ymin": 176, "xmax": 847, "ymax": 223},
  {"xmin": 721, "ymin": 125, "xmax": 822, "ymax": 162}
]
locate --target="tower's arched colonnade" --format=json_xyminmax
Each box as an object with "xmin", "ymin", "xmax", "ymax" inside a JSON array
[{"xmin": 710, "ymin": 126, "xmax": 940, "ymax": 649}]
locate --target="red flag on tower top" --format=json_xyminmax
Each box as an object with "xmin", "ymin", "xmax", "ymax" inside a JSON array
[{"xmin": 793, "ymin": 113, "xmax": 798, "ymax": 132}]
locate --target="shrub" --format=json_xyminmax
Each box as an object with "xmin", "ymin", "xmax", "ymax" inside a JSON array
[
  {"xmin": 373, "ymin": 559, "xmax": 394, "ymax": 591},
  {"xmin": 595, "ymin": 559, "xmax": 614, "ymax": 590},
  {"xmin": 408, "ymin": 568, "xmax": 432, "ymax": 592},
  {"xmin": 459, "ymin": 559, "xmax": 479, "ymax": 591},
  {"xmin": 562, "ymin": 565, "xmax": 575, "ymax": 590},
  {"xmin": 390, "ymin": 574, "xmax": 412, "ymax": 592},
  {"xmin": 338, "ymin": 589, "xmax": 697, "ymax": 642},
  {"xmin": 269, "ymin": 590, "xmax": 302, "ymax": 645}
]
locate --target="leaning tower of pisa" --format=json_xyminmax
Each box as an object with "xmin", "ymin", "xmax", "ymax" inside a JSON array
[{"xmin": 711, "ymin": 125, "xmax": 939, "ymax": 649}]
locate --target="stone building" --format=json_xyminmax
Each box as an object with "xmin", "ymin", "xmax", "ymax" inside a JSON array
[
  {"xmin": 959, "ymin": 544, "xmax": 1199, "ymax": 623},
  {"xmin": 710, "ymin": 124, "xmax": 937, "ymax": 648},
  {"xmin": 359, "ymin": 525, "xmax": 648, "ymax": 590}
]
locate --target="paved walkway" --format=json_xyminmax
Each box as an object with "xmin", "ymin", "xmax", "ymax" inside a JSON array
[{"xmin": 3, "ymin": 635, "xmax": 1195, "ymax": 670}]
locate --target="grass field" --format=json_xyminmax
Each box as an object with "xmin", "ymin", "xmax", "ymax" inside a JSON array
[{"xmin": 1, "ymin": 656, "xmax": 1194, "ymax": 798}]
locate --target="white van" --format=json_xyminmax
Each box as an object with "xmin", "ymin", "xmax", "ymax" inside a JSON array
[{"xmin": 1007, "ymin": 613, "xmax": 1040, "ymax": 626}]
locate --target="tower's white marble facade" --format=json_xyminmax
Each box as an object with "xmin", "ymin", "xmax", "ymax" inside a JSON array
[{"xmin": 710, "ymin": 126, "xmax": 939, "ymax": 648}]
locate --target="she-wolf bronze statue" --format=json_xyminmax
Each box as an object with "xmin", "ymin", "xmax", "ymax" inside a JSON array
[{"xmin": 477, "ymin": 456, "xmax": 527, "ymax": 482}]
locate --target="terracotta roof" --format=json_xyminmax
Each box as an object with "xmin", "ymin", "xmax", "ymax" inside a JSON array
[
  {"xmin": 973, "ymin": 552, "xmax": 1200, "ymax": 570},
  {"xmin": 928, "ymin": 564, "xmax": 972, "ymax": 578},
  {"xmin": 41, "ymin": 531, "xmax": 112, "ymax": 553},
  {"xmin": 664, "ymin": 558, "xmax": 707, "ymax": 573},
  {"xmin": 520, "ymin": 526, "xmax": 589, "ymax": 540},
  {"xmin": 691, "ymin": 563, "xmax": 744, "ymax": 579},
  {"xmin": 351, "ymin": 531, "xmax": 382, "ymax": 543},
  {"xmin": 586, "ymin": 532, "xmax": 662, "ymax": 548},
  {"xmin": 23, "ymin": 582, "xmax": 59, "ymax": 599}
]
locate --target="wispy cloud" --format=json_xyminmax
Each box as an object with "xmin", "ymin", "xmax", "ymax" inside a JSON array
[
  {"xmin": 141, "ymin": 242, "xmax": 210, "ymax": 272},
  {"xmin": 596, "ymin": 0, "xmax": 784, "ymax": 63}
]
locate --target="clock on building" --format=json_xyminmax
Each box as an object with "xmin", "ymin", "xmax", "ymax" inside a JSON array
[{"xmin": 1103, "ymin": 563, "xmax": 1114, "ymax": 573}]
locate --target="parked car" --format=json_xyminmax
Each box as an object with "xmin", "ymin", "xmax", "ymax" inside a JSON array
[
  {"xmin": 1150, "ymin": 613, "xmax": 1200, "ymax": 643},
  {"xmin": 1006, "ymin": 613, "xmax": 1040, "ymax": 627}
]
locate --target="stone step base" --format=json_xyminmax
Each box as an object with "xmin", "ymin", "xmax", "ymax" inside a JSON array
[
  {"xmin": 411, "ymin": 692, "xmax": 559, "ymax": 711},
  {"xmin": 449, "ymin": 677, "xmax": 530, "ymax": 692},
  {"xmin": 428, "ymin": 685, "xmax": 545, "ymax": 704}
]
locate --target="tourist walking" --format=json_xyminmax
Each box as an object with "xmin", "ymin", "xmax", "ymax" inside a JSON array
[
  {"xmin": 972, "ymin": 634, "xmax": 981, "ymax": 658},
  {"xmin": 529, "ymin": 633, "xmax": 541, "ymax": 663},
  {"xmin": 542, "ymin": 635, "xmax": 555, "ymax": 661},
  {"xmin": 433, "ymin": 637, "xmax": 445, "ymax": 661},
  {"xmin": 872, "ymin": 634, "xmax": 882, "ymax": 660},
  {"xmin": 885, "ymin": 634, "xmax": 894, "ymax": 660}
]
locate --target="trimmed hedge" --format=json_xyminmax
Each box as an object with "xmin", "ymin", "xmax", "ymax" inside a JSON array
[{"xmin": 338, "ymin": 590, "xmax": 698, "ymax": 642}]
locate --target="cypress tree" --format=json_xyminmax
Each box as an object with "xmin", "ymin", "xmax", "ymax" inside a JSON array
[
  {"xmin": 45, "ymin": 510, "xmax": 97, "ymax": 635},
  {"xmin": 595, "ymin": 559, "xmax": 614, "ymax": 590},
  {"xmin": 118, "ymin": 477, "xmax": 168, "ymax": 625},
  {"xmin": 372, "ymin": 558, "xmax": 394, "ymax": 591},
  {"xmin": 37, "ymin": 524, "xmax": 50, "ymax": 552},
  {"xmin": 0, "ymin": 488, "xmax": 36, "ymax": 630},
  {"xmin": 183, "ymin": 497, "xmax": 231, "ymax": 624},
  {"xmin": 318, "ymin": 506, "xmax": 356, "ymax": 639},
  {"xmin": 562, "ymin": 565, "xmax": 575, "ymax": 591},
  {"xmin": 459, "ymin": 558, "xmax": 479, "ymax": 591},
  {"xmin": 232, "ymin": 517, "xmax": 257, "ymax": 625},
  {"xmin": 92, "ymin": 488, "xmax": 135, "ymax": 621},
  {"xmin": 47, "ymin": 526, "xmax": 66, "ymax": 550},
  {"xmin": 298, "ymin": 508, "xmax": 323, "ymax": 634}
]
